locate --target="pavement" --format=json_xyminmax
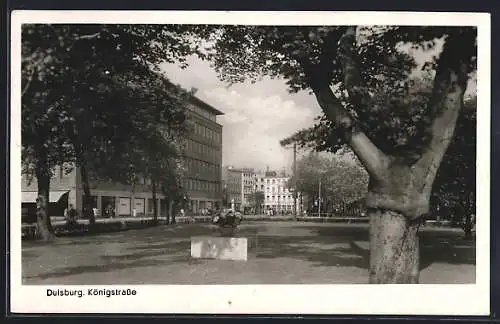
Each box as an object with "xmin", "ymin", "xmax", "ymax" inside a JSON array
[{"xmin": 21, "ymin": 222, "xmax": 475, "ymax": 285}]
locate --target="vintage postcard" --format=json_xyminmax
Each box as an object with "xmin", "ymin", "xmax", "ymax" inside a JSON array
[{"xmin": 10, "ymin": 10, "xmax": 490, "ymax": 315}]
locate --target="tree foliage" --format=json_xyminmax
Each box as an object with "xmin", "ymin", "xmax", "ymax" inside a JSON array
[
  {"xmin": 202, "ymin": 26, "xmax": 475, "ymax": 161},
  {"xmin": 191, "ymin": 25, "xmax": 477, "ymax": 283},
  {"xmin": 431, "ymin": 96, "xmax": 476, "ymax": 217},
  {"xmin": 290, "ymin": 152, "xmax": 369, "ymax": 210},
  {"xmin": 249, "ymin": 191, "xmax": 265, "ymax": 212},
  {"xmin": 282, "ymin": 75, "xmax": 477, "ymax": 221},
  {"xmin": 22, "ymin": 24, "xmax": 204, "ymax": 236}
]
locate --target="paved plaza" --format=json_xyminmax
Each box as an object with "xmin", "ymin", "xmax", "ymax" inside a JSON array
[{"xmin": 22, "ymin": 222, "xmax": 475, "ymax": 285}]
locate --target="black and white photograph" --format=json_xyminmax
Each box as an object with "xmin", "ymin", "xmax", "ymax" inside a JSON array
[{"xmin": 10, "ymin": 11, "xmax": 490, "ymax": 315}]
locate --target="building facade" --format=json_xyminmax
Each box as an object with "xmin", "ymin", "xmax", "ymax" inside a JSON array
[
  {"xmin": 21, "ymin": 95, "xmax": 224, "ymax": 219},
  {"xmin": 182, "ymin": 97, "xmax": 224, "ymax": 214},
  {"xmin": 222, "ymin": 166, "xmax": 256, "ymax": 210},
  {"xmin": 256, "ymin": 173, "xmax": 301, "ymax": 214}
]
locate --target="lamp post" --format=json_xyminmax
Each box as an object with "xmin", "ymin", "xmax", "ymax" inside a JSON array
[
  {"xmin": 318, "ymin": 177, "xmax": 322, "ymax": 217},
  {"xmin": 293, "ymin": 143, "xmax": 298, "ymax": 217}
]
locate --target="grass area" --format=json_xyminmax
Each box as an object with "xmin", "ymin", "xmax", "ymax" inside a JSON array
[{"xmin": 21, "ymin": 222, "xmax": 475, "ymax": 285}]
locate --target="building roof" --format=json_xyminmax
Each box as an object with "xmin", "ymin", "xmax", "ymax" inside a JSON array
[
  {"xmin": 161, "ymin": 76, "xmax": 224, "ymax": 116},
  {"xmin": 225, "ymin": 166, "xmax": 255, "ymax": 173},
  {"xmin": 190, "ymin": 96, "xmax": 225, "ymax": 116}
]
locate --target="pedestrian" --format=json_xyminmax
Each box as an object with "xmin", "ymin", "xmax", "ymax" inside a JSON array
[
  {"xmin": 65, "ymin": 204, "xmax": 78, "ymax": 230},
  {"xmin": 104, "ymin": 204, "xmax": 114, "ymax": 218}
]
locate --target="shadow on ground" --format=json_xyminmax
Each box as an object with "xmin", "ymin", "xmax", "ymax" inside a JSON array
[
  {"xmin": 22, "ymin": 222, "xmax": 475, "ymax": 282},
  {"xmin": 252, "ymin": 225, "xmax": 475, "ymax": 271}
]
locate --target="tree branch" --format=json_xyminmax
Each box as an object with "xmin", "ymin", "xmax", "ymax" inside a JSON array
[
  {"xmin": 338, "ymin": 26, "xmax": 373, "ymax": 118},
  {"xmin": 414, "ymin": 29, "xmax": 476, "ymax": 192},
  {"xmin": 299, "ymin": 26, "xmax": 390, "ymax": 181},
  {"xmin": 74, "ymin": 32, "xmax": 101, "ymax": 40},
  {"xmin": 22, "ymin": 47, "xmax": 41, "ymax": 63},
  {"xmin": 22, "ymin": 68, "xmax": 35, "ymax": 97},
  {"xmin": 309, "ymin": 83, "xmax": 389, "ymax": 181},
  {"xmin": 22, "ymin": 51, "xmax": 45, "ymax": 97}
]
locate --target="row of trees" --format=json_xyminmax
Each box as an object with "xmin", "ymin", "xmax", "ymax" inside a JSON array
[
  {"xmin": 21, "ymin": 25, "xmax": 206, "ymax": 240},
  {"xmin": 248, "ymin": 191, "xmax": 266, "ymax": 214},
  {"xmin": 288, "ymin": 152, "xmax": 369, "ymax": 214}
]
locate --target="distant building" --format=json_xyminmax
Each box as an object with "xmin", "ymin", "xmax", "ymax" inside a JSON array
[
  {"xmin": 21, "ymin": 89, "xmax": 224, "ymax": 219},
  {"xmin": 222, "ymin": 166, "xmax": 256, "ymax": 210},
  {"xmin": 257, "ymin": 171, "xmax": 301, "ymax": 214}
]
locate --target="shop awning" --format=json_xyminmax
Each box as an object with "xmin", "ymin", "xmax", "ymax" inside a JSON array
[{"xmin": 21, "ymin": 191, "xmax": 69, "ymax": 203}]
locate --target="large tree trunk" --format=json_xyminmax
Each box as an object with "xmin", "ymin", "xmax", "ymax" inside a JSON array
[
  {"xmin": 79, "ymin": 161, "xmax": 95, "ymax": 225},
  {"xmin": 363, "ymin": 163, "xmax": 430, "ymax": 284},
  {"xmin": 35, "ymin": 160, "xmax": 55, "ymax": 241},
  {"xmin": 369, "ymin": 209, "xmax": 420, "ymax": 284},
  {"xmin": 295, "ymin": 26, "xmax": 474, "ymax": 284},
  {"xmin": 151, "ymin": 179, "xmax": 158, "ymax": 224}
]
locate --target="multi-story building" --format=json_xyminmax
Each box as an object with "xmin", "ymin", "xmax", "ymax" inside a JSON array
[
  {"xmin": 182, "ymin": 97, "xmax": 224, "ymax": 214},
  {"xmin": 257, "ymin": 172, "xmax": 301, "ymax": 214},
  {"xmin": 21, "ymin": 92, "xmax": 224, "ymax": 219},
  {"xmin": 222, "ymin": 166, "xmax": 256, "ymax": 211}
]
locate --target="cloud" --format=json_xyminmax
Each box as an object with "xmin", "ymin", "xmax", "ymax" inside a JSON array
[
  {"xmin": 204, "ymin": 87, "xmax": 316, "ymax": 171},
  {"xmin": 160, "ymin": 57, "xmax": 320, "ymax": 171}
]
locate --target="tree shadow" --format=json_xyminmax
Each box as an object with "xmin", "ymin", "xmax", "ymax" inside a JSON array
[
  {"xmin": 23, "ymin": 256, "xmax": 187, "ymax": 282},
  {"xmin": 24, "ymin": 243, "xmax": 205, "ymax": 283},
  {"xmin": 23, "ymin": 222, "xmax": 475, "ymax": 283},
  {"xmin": 252, "ymin": 225, "xmax": 475, "ymax": 271},
  {"xmin": 254, "ymin": 235, "xmax": 369, "ymax": 269},
  {"xmin": 100, "ymin": 240, "xmax": 190, "ymax": 262}
]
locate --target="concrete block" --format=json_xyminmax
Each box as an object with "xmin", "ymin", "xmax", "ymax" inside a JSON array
[{"xmin": 191, "ymin": 236, "xmax": 248, "ymax": 261}]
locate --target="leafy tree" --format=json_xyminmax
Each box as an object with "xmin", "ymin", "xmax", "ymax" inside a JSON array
[
  {"xmin": 22, "ymin": 24, "xmax": 203, "ymax": 238},
  {"xmin": 431, "ymin": 96, "xmax": 476, "ymax": 236},
  {"xmin": 287, "ymin": 77, "xmax": 476, "ymax": 230},
  {"xmin": 249, "ymin": 191, "xmax": 265, "ymax": 214},
  {"xmin": 290, "ymin": 152, "xmax": 368, "ymax": 213},
  {"xmin": 193, "ymin": 25, "xmax": 476, "ymax": 283}
]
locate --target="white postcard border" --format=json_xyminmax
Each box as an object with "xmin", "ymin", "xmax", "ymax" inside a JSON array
[{"xmin": 9, "ymin": 10, "xmax": 491, "ymax": 315}]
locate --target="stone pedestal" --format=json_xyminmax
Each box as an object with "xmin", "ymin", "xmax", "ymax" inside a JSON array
[{"xmin": 190, "ymin": 236, "xmax": 248, "ymax": 261}]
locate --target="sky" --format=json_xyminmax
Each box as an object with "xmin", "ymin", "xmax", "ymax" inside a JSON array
[
  {"xmin": 160, "ymin": 57, "xmax": 319, "ymax": 173},
  {"xmin": 160, "ymin": 37, "xmax": 475, "ymax": 173}
]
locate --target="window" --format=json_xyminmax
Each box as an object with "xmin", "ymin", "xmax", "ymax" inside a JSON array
[{"xmin": 59, "ymin": 166, "xmax": 64, "ymax": 178}]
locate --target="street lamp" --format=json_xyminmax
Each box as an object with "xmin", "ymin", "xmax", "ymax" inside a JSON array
[{"xmin": 318, "ymin": 177, "xmax": 322, "ymax": 217}]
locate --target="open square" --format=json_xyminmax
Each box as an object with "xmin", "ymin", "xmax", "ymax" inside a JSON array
[{"xmin": 22, "ymin": 222, "xmax": 475, "ymax": 285}]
